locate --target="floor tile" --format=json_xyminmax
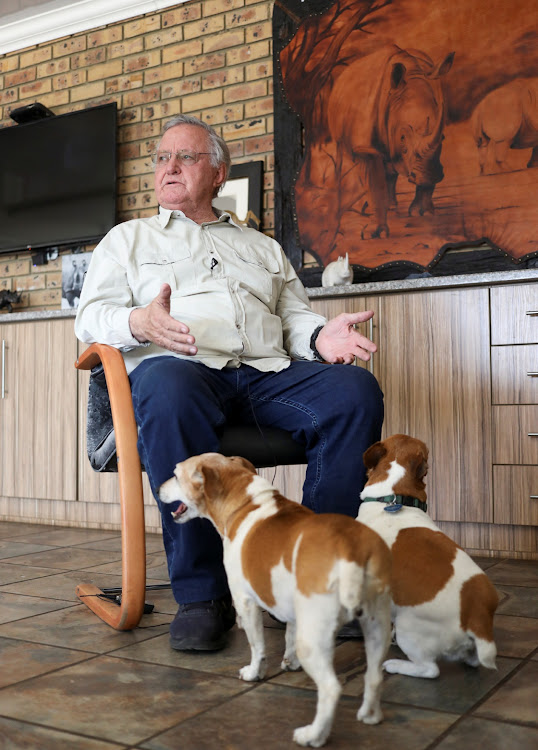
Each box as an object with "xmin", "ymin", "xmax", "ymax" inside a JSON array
[
  {"xmin": 0, "ymin": 562, "xmax": 61, "ymax": 585},
  {"xmin": 0, "ymin": 656, "xmax": 249, "ymax": 746},
  {"xmin": 269, "ymin": 638, "xmax": 368, "ymax": 695},
  {"xmin": 74, "ymin": 534, "xmax": 164, "ymax": 554},
  {"xmin": 375, "ymin": 655, "xmax": 519, "ymax": 714},
  {"xmin": 84, "ymin": 551, "xmax": 169, "ymax": 580},
  {"xmin": 2, "ymin": 546, "xmax": 122, "ymax": 570},
  {"xmin": 0, "ymin": 716, "xmax": 127, "ymax": 750},
  {"xmin": 486, "ymin": 559, "xmax": 538, "ymax": 587},
  {"xmin": 496, "ymin": 584, "xmax": 538, "ymax": 618},
  {"xmin": 434, "ymin": 715, "xmax": 538, "ymax": 750},
  {"xmin": 475, "ymin": 661, "xmax": 538, "ymax": 726},
  {"xmin": 0, "ymin": 635, "xmax": 94, "ymax": 688},
  {"xmin": 110, "ymin": 624, "xmax": 288, "ymax": 679},
  {"xmin": 494, "ymin": 613, "xmax": 538, "ymax": 658},
  {"xmin": 139, "ymin": 683, "xmax": 458, "ymax": 750},
  {"xmin": 0, "ymin": 569, "xmax": 125, "ymax": 600},
  {"xmin": 0, "ymin": 540, "xmax": 56, "ymax": 560},
  {"xmin": 0, "ymin": 591, "xmax": 76, "ymax": 625},
  {"xmin": 7, "ymin": 527, "xmax": 121, "ymax": 547},
  {"xmin": 0, "ymin": 521, "xmax": 59, "ymax": 539},
  {"xmin": 0, "ymin": 603, "xmax": 171, "ymax": 652}
]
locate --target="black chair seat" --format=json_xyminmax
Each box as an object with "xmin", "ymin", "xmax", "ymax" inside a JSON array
[{"xmin": 87, "ymin": 363, "xmax": 307, "ymax": 472}]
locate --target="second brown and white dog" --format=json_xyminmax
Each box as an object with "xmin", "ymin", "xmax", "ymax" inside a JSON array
[
  {"xmin": 159, "ymin": 452, "xmax": 392, "ymax": 748},
  {"xmin": 357, "ymin": 434, "xmax": 499, "ymax": 679}
]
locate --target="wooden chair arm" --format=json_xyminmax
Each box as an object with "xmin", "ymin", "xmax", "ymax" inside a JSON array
[{"xmin": 75, "ymin": 343, "xmax": 146, "ymax": 630}]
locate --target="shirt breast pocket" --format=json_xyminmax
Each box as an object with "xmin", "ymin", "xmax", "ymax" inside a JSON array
[
  {"xmin": 138, "ymin": 246, "xmax": 197, "ymax": 294},
  {"xmin": 232, "ymin": 248, "xmax": 281, "ymax": 301}
]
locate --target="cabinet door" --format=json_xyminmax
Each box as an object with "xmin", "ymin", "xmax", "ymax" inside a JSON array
[
  {"xmin": 491, "ymin": 284, "xmax": 538, "ymax": 344},
  {"xmin": 0, "ymin": 319, "xmax": 77, "ymax": 501},
  {"xmin": 376, "ymin": 288, "xmax": 492, "ymax": 523}
]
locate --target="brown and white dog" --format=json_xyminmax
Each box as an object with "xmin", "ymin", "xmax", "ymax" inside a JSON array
[
  {"xmin": 357, "ymin": 434, "xmax": 499, "ymax": 679},
  {"xmin": 159, "ymin": 452, "xmax": 392, "ymax": 748}
]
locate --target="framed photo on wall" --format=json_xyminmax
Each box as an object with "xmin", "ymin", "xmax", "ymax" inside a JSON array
[{"xmin": 213, "ymin": 161, "xmax": 263, "ymax": 230}]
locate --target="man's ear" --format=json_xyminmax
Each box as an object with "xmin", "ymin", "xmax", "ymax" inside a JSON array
[
  {"xmin": 213, "ymin": 163, "xmax": 227, "ymax": 195},
  {"xmin": 363, "ymin": 441, "xmax": 387, "ymax": 469}
]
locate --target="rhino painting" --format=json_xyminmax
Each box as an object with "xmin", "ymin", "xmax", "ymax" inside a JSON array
[
  {"xmin": 285, "ymin": 39, "xmax": 454, "ymax": 261},
  {"xmin": 274, "ymin": 0, "xmax": 538, "ymax": 277},
  {"xmin": 472, "ymin": 78, "xmax": 538, "ymax": 175},
  {"xmin": 328, "ymin": 44, "xmax": 454, "ymax": 227}
]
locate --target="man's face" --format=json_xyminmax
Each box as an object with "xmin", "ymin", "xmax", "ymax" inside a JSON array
[{"xmin": 154, "ymin": 124, "xmax": 226, "ymax": 213}]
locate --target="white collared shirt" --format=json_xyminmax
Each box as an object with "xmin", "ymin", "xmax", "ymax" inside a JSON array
[{"xmin": 75, "ymin": 208, "xmax": 326, "ymax": 374}]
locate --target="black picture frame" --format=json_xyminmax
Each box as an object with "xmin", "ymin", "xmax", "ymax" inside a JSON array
[{"xmin": 213, "ymin": 160, "xmax": 264, "ymax": 230}]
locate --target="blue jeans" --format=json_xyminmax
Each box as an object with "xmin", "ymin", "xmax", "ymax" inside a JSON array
[{"xmin": 129, "ymin": 357, "xmax": 384, "ymax": 604}]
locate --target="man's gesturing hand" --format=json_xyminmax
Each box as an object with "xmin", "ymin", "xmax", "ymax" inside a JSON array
[
  {"xmin": 129, "ymin": 283, "xmax": 197, "ymax": 355},
  {"xmin": 315, "ymin": 311, "xmax": 377, "ymax": 365}
]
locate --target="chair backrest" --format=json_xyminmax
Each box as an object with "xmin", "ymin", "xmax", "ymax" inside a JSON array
[{"xmin": 86, "ymin": 363, "xmax": 306, "ymax": 472}]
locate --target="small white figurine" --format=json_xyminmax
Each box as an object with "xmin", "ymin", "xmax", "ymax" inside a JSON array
[{"xmin": 321, "ymin": 253, "xmax": 353, "ymax": 287}]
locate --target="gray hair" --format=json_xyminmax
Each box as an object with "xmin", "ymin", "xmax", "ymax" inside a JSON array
[{"xmin": 159, "ymin": 115, "xmax": 231, "ymax": 185}]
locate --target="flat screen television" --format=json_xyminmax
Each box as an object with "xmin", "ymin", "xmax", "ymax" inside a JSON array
[{"xmin": 0, "ymin": 102, "xmax": 117, "ymax": 255}]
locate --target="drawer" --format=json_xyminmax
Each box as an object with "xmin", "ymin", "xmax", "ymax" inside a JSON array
[
  {"xmin": 491, "ymin": 345, "xmax": 538, "ymax": 404},
  {"xmin": 492, "ymin": 406, "xmax": 538, "ymax": 463},
  {"xmin": 493, "ymin": 465, "xmax": 538, "ymax": 525},
  {"xmin": 491, "ymin": 284, "xmax": 538, "ymax": 344}
]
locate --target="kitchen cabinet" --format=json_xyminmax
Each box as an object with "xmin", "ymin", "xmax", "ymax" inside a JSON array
[
  {"xmin": 491, "ymin": 284, "xmax": 538, "ymax": 530},
  {"xmin": 0, "ymin": 318, "xmax": 77, "ymax": 502},
  {"xmin": 312, "ymin": 287, "xmax": 492, "ymax": 524}
]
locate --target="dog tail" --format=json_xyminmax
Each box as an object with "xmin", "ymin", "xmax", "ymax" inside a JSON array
[
  {"xmin": 338, "ymin": 561, "xmax": 366, "ymax": 621},
  {"xmin": 461, "ymin": 573, "xmax": 499, "ymax": 670},
  {"xmin": 474, "ymin": 637, "xmax": 498, "ymax": 670}
]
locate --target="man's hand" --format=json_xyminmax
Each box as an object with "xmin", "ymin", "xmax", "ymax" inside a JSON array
[
  {"xmin": 129, "ymin": 283, "xmax": 197, "ymax": 355},
  {"xmin": 315, "ymin": 311, "xmax": 377, "ymax": 364}
]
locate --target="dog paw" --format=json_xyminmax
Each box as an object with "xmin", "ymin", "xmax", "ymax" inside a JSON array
[
  {"xmin": 383, "ymin": 658, "xmax": 404, "ymax": 674},
  {"xmin": 357, "ymin": 704, "xmax": 383, "ymax": 725},
  {"xmin": 293, "ymin": 724, "xmax": 327, "ymax": 747},
  {"xmin": 281, "ymin": 655, "xmax": 301, "ymax": 672},
  {"xmin": 239, "ymin": 665, "xmax": 261, "ymax": 681}
]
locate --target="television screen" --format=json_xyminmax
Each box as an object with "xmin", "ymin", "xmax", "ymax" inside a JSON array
[{"xmin": 0, "ymin": 102, "xmax": 117, "ymax": 255}]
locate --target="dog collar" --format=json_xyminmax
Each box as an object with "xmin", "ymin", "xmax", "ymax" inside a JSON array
[{"xmin": 361, "ymin": 494, "xmax": 427, "ymax": 513}]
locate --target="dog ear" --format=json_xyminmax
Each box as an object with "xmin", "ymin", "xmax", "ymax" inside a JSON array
[
  {"xmin": 363, "ymin": 441, "xmax": 387, "ymax": 469},
  {"xmin": 229, "ymin": 455, "xmax": 257, "ymax": 474},
  {"xmin": 198, "ymin": 464, "xmax": 221, "ymax": 497},
  {"xmin": 412, "ymin": 445, "xmax": 429, "ymax": 479},
  {"xmin": 415, "ymin": 458, "xmax": 429, "ymax": 479}
]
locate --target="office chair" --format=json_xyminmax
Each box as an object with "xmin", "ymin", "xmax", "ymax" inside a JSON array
[{"xmin": 75, "ymin": 343, "xmax": 307, "ymax": 630}]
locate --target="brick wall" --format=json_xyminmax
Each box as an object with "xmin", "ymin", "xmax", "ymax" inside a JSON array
[{"xmin": 0, "ymin": 0, "xmax": 275, "ymax": 311}]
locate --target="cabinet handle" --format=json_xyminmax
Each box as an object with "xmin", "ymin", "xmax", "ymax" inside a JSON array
[
  {"xmin": 525, "ymin": 311, "xmax": 538, "ymax": 316},
  {"xmin": 527, "ymin": 372, "xmax": 538, "ymax": 377},
  {"xmin": 529, "ymin": 433, "xmax": 538, "ymax": 437},
  {"xmin": 1, "ymin": 339, "xmax": 5, "ymax": 399},
  {"xmin": 531, "ymin": 496, "xmax": 538, "ymax": 500},
  {"xmin": 368, "ymin": 318, "xmax": 374, "ymax": 374}
]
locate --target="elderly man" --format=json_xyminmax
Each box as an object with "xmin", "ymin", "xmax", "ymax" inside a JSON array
[{"xmin": 75, "ymin": 114, "xmax": 383, "ymax": 651}]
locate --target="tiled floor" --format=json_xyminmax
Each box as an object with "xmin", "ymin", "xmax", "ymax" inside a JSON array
[{"xmin": 0, "ymin": 520, "xmax": 536, "ymax": 749}]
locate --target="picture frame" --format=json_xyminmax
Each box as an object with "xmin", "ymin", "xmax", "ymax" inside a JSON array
[
  {"xmin": 273, "ymin": 0, "xmax": 538, "ymax": 285},
  {"xmin": 61, "ymin": 251, "xmax": 92, "ymax": 309},
  {"xmin": 213, "ymin": 160, "xmax": 264, "ymax": 230}
]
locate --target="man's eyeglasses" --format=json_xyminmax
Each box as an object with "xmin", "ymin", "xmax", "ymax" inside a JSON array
[{"xmin": 151, "ymin": 150, "xmax": 211, "ymax": 167}]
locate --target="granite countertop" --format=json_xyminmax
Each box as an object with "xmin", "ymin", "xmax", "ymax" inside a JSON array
[
  {"xmin": 1, "ymin": 269, "xmax": 537, "ymax": 322},
  {"xmin": 306, "ymin": 268, "xmax": 538, "ymax": 297}
]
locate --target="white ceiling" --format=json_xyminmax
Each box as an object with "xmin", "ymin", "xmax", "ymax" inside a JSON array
[{"xmin": 0, "ymin": 0, "xmax": 185, "ymax": 55}]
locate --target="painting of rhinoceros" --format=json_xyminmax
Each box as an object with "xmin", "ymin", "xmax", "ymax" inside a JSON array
[{"xmin": 273, "ymin": 0, "xmax": 538, "ymax": 280}]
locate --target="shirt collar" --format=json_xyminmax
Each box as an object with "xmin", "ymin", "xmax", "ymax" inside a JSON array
[{"xmin": 158, "ymin": 206, "xmax": 244, "ymax": 230}]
